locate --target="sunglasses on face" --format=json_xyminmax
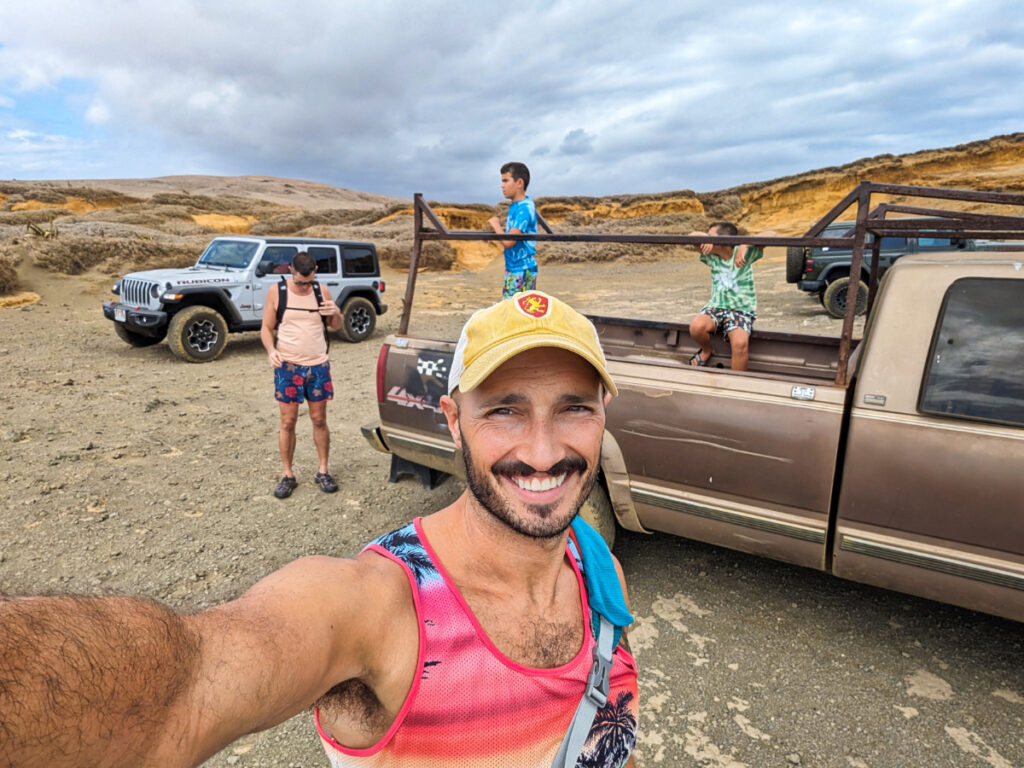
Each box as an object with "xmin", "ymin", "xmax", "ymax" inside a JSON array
[{"xmin": 293, "ymin": 277, "xmax": 316, "ymax": 286}]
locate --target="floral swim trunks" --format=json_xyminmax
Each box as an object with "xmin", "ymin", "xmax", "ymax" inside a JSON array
[
  {"xmin": 274, "ymin": 361, "xmax": 334, "ymax": 404},
  {"xmin": 502, "ymin": 268, "xmax": 537, "ymax": 299},
  {"xmin": 700, "ymin": 306, "xmax": 756, "ymax": 336}
]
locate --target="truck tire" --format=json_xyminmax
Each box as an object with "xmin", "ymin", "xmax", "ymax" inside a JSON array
[
  {"xmin": 822, "ymin": 276, "xmax": 868, "ymax": 319},
  {"xmin": 114, "ymin": 323, "xmax": 166, "ymax": 347},
  {"xmin": 167, "ymin": 306, "xmax": 228, "ymax": 362},
  {"xmin": 340, "ymin": 296, "xmax": 376, "ymax": 343},
  {"xmin": 578, "ymin": 481, "xmax": 616, "ymax": 550},
  {"xmin": 785, "ymin": 246, "xmax": 805, "ymax": 283}
]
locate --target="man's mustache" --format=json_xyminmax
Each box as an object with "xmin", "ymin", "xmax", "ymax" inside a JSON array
[{"xmin": 491, "ymin": 455, "xmax": 588, "ymax": 478}]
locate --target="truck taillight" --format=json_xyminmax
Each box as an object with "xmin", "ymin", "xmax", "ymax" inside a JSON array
[
  {"xmin": 376, "ymin": 344, "xmax": 389, "ymax": 404},
  {"xmin": 804, "ymin": 259, "xmax": 814, "ymax": 272},
  {"xmin": 379, "ymin": 280, "xmax": 385, "ymax": 294}
]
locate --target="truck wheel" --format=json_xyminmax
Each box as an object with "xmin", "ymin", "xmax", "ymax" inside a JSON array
[
  {"xmin": 340, "ymin": 297, "xmax": 376, "ymax": 343},
  {"xmin": 785, "ymin": 246, "xmax": 805, "ymax": 284},
  {"xmin": 822, "ymin": 277, "xmax": 868, "ymax": 319},
  {"xmin": 114, "ymin": 323, "xmax": 166, "ymax": 347},
  {"xmin": 578, "ymin": 481, "xmax": 616, "ymax": 550},
  {"xmin": 167, "ymin": 306, "xmax": 228, "ymax": 362}
]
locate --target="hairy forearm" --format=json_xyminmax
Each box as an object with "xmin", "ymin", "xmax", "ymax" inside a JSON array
[{"xmin": 0, "ymin": 595, "xmax": 200, "ymax": 768}]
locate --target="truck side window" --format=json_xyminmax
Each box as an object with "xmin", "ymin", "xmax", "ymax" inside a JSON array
[
  {"xmin": 918, "ymin": 237, "xmax": 951, "ymax": 248},
  {"xmin": 343, "ymin": 246, "xmax": 376, "ymax": 276},
  {"xmin": 919, "ymin": 278, "xmax": 1024, "ymax": 427},
  {"xmin": 308, "ymin": 245, "xmax": 339, "ymax": 274}
]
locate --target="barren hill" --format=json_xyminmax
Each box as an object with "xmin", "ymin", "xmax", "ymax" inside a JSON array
[{"xmin": 2, "ymin": 133, "xmax": 1022, "ymax": 297}]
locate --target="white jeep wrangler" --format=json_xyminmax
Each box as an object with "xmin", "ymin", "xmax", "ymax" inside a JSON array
[{"xmin": 103, "ymin": 236, "xmax": 387, "ymax": 362}]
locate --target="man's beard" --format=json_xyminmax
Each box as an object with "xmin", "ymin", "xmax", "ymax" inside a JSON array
[{"xmin": 460, "ymin": 429, "xmax": 598, "ymax": 540}]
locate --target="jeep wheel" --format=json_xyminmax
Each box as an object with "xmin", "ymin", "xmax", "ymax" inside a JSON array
[
  {"xmin": 822, "ymin": 277, "xmax": 868, "ymax": 319},
  {"xmin": 785, "ymin": 246, "xmax": 806, "ymax": 284},
  {"xmin": 578, "ymin": 480, "xmax": 616, "ymax": 550},
  {"xmin": 167, "ymin": 306, "xmax": 228, "ymax": 362},
  {"xmin": 340, "ymin": 297, "xmax": 376, "ymax": 343},
  {"xmin": 114, "ymin": 323, "xmax": 166, "ymax": 347}
]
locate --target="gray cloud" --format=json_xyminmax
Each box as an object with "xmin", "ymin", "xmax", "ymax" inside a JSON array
[
  {"xmin": 0, "ymin": 1, "xmax": 1022, "ymax": 201},
  {"xmin": 560, "ymin": 129, "xmax": 595, "ymax": 156}
]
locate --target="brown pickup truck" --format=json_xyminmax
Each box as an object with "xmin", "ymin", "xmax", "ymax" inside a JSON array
[{"xmin": 362, "ymin": 183, "xmax": 1024, "ymax": 623}]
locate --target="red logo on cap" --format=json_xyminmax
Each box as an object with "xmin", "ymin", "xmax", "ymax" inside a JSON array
[{"xmin": 517, "ymin": 293, "xmax": 549, "ymax": 318}]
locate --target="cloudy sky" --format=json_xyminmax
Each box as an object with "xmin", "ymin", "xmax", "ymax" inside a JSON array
[{"xmin": 0, "ymin": 1, "xmax": 1021, "ymax": 202}]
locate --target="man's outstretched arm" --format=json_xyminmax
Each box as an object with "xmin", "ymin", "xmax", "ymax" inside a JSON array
[
  {"xmin": 0, "ymin": 554, "xmax": 400, "ymax": 767},
  {"xmin": 0, "ymin": 594, "xmax": 200, "ymax": 766}
]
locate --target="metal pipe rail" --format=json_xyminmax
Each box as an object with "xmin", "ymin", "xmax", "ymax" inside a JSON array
[{"xmin": 399, "ymin": 182, "xmax": 1024, "ymax": 386}]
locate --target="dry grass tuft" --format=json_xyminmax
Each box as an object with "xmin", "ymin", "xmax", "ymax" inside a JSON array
[
  {"xmin": 0, "ymin": 209, "xmax": 73, "ymax": 226},
  {"xmin": 23, "ymin": 235, "xmax": 204, "ymax": 276},
  {"xmin": 378, "ymin": 240, "xmax": 457, "ymax": 270},
  {"xmin": 0, "ymin": 257, "xmax": 19, "ymax": 293}
]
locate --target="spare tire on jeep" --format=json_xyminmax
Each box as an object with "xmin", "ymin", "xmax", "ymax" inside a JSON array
[{"xmin": 786, "ymin": 246, "xmax": 806, "ymax": 283}]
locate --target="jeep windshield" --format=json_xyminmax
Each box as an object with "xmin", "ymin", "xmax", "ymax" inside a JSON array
[{"xmin": 197, "ymin": 240, "xmax": 260, "ymax": 268}]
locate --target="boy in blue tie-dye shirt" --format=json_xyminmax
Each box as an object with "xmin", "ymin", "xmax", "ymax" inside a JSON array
[{"xmin": 488, "ymin": 161, "xmax": 537, "ymax": 298}]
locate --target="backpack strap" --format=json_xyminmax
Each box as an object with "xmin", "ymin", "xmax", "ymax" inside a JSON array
[
  {"xmin": 275, "ymin": 277, "xmax": 288, "ymax": 331},
  {"xmin": 551, "ymin": 614, "xmax": 614, "ymax": 768},
  {"xmin": 311, "ymin": 281, "xmax": 330, "ymax": 352},
  {"xmin": 553, "ymin": 516, "xmax": 634, "ymax": 768}
]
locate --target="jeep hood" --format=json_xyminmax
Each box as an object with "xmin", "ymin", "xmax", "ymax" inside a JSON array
[{"xmin": 122, "ymin": 267, "xmax": 244, "ymax": 286}]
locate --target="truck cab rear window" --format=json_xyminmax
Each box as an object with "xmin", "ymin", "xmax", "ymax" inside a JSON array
[{"xmin": 920, "ymin": 278, "xmax": 1024, "ymax": 427}]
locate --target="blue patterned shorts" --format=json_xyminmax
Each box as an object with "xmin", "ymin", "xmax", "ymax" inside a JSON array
[
  {"xmin": 503, "ymin": 268, "xmax": 537, "ymax": 299},
  {"xmin": 700, "ymin": 307, "xmax": 756, "ymax": 336},
  {"xmin": 274, "ymin": 361, "xmax": 334, "ymax": 404}
]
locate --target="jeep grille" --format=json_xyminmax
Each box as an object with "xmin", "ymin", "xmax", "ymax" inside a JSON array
[{"xmin": 121, "ymin": 278, "xmax": 159, "ymax": 307}]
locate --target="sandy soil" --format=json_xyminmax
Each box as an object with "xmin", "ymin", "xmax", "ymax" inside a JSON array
[{"xmin": 0, "ymin": 254, "xmax": 860, "ymax": 766}]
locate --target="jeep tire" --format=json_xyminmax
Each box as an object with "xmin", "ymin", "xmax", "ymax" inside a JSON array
[
  {"xmin": 168, "ymin": 306, "xmax": 228, "ymax": 362},
  {"xmin": 785, "ymin": 246, "xmax": 805, "ymax": 283},
  {"xmin": 822, "ymin": 276, "xmax": 868, "ymax": 319},
  {"xmin": 114, "ymin": 323, "xmax": 166, "ymax": 347},
  {"xmin": 340, "ymin": 296, "xmax": 376, "ymax": 343}
]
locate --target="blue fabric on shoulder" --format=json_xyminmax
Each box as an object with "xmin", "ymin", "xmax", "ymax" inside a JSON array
[{"xmin": 570, "ymin": 516, "xmax": 634, "ymax": 648}]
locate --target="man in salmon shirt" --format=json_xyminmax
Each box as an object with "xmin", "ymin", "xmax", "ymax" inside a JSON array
[
  {"xmin": 260, "ymin": 250, "xmax": 343, "ymax": 499},
  {"xmin": 1, "ymin": 291, "xmax": 639, "ymax": 768}
]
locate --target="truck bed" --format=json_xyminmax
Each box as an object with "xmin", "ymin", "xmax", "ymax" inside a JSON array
[{"xmin": 591, "ymin": 315, "xmax": 852, "ymax": 382}]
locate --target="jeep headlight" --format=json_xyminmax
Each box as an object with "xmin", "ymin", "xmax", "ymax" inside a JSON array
[
  {"xmin": 150, "ymin": 284, "xmax": 160, "ymax": 299},
  {"xmin": 112, "ymin": 281, "xmax": 121, "ymax": 295}
]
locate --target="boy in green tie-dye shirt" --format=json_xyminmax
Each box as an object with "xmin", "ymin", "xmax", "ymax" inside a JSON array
[{"xmin": 688, "ymin": 221, "xmax": 777, "ymax": 371}]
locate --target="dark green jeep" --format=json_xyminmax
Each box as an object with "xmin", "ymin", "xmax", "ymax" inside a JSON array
[{"xmin": 786, "ymin": 222, "xmax": 974, "ymax": 317}]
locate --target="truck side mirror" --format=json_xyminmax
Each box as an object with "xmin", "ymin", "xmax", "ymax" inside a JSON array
[{"xmin": 255, "ymin": 260, "xmax": 273, "ymax": 277}]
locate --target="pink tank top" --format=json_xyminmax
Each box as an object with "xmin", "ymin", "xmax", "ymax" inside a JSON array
[
  {"xmin": 276, "ymin": 283, "xmax": 328, "ymax": 366},
  {"xmin": 315, "ymin": 518, "xmax": 639, "ymax": 768}
]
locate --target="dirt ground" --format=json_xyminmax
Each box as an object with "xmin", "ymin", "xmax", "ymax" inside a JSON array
[{"xmin": 1, "ymin": 252, "xmax": 867, "ymax": 766}]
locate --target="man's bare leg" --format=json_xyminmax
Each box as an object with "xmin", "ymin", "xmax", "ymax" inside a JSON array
[
  {"xmin": 278, "ymin": 403, "xmax": 299, "ymax": 476},
  {"xmin": 308, "ymin": 400, "xmax": 330, "ymax": 474}
]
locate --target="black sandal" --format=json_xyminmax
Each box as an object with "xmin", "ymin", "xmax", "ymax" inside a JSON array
[{"xmin": 689, "ymin": 351, "xmax": 710, "ymax": 367}]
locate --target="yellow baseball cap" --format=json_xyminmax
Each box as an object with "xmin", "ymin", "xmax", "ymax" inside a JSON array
[{"xmin": 447, "ymin": 291, "xmax": 617, "ymax": 396}]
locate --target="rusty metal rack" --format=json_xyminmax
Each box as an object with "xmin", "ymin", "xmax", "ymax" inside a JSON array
[{"xmin": 401, "ymin": 182, "xmax": 1024, "ymax": 386}]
